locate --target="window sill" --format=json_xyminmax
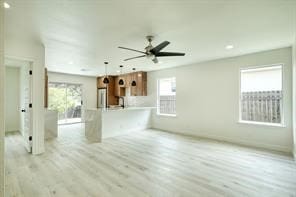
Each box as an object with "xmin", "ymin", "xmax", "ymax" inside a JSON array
[
  {"xmin": 157, "ymin": 113, "xmax": 177, "ymax": 117},
  {"xmin": 238, "ymin": 120, "xmax": 285, "ymax": 128}
]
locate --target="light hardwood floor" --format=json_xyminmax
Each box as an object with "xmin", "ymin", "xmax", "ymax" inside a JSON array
[{"xmin": 5, "ymin": 124, "xmax": 296, "ymax": 197}]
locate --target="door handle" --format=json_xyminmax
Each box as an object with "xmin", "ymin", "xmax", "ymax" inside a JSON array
[{"xmin": 21, "ymin": 109, "xmax": 26, "ymax": 112}]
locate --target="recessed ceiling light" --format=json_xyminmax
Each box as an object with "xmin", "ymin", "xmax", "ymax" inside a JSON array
[
  {"xmin": 3, "ymin": 2, "xmax": 10, "ymax": 9},
  {"xmin": 225, "ymin": 45, "xmax": 234, "ymax": 50},
  {"xmin": 68, "ymin": 61, "xmax": 73, "ymax": 65},
  {"xmin": 116, "ymin": 70, "xmax": 120, "ymax": 73}
]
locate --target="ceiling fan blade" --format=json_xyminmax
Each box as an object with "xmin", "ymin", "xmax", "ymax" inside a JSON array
[
  {"xmin": 124, "ymin": 55, "xmax": 146, "ymax": 61},
  {"xmin": 155, "ymin": 52, "xmax": 185, "ymax": 57},
  {"xmin": 118, "ymin": 47, "xmax": 146, "ymax": 54},
  {"xmin": 152, "ymin": 57, "xmax": 159, "ymax": 64},
  {"xmin": 150, "ymin": 41, "xmax": 170, "ymax": 54}
]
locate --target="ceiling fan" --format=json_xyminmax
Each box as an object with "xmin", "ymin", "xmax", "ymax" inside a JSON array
[{"xmin": 118, "ymin": 36, "xmax": 185, "ymax": 64}]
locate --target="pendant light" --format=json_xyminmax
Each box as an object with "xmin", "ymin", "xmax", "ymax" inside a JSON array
[
  {"xmin": 118, "ymin": 65, "xmax": 124, "ymax": 85},
  {"xmin": 131, "ymin": 68, "xmax": 137, "ymax": 86},
  {"xmin": 103, "ymin": 62, "xmax": 109, "ymax": 84}
]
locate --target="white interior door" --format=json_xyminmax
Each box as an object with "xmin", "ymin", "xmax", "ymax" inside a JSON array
[{"xmin": 20, "ymin": 63, "xmax": 33, "ymax": 152}]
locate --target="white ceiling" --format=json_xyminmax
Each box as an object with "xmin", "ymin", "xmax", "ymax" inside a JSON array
[{"xmin": 4, "ymin": 0, "xmax": 296, "ymax": 76}]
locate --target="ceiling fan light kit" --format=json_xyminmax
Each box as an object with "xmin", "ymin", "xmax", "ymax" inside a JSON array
[{"xmin": 118, "ymin": 35, "xmax": 185, "ymax": 64}]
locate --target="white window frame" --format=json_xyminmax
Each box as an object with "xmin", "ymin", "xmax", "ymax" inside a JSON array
[
  {"xmin": 157, "ymin": 77, "xmax": 177, "ymax": 117},
  {"xmin": 238, "ymin": 63, "xmax": 285, "ymax": 127}
]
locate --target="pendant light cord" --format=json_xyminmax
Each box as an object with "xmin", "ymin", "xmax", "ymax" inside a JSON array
[
  {"xmin": 105, "ymin": 62, "xmax": 108, "ymax": 78},
  {"xmin": 120, "ymin": 65, "xmax": 123, "ymax": 76},
  {"xmin": 103, "ymin": 62, "xmax": 110, "ymax": 84}
]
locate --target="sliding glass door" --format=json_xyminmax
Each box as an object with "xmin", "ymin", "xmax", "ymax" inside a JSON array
[{"xmin": 48, "ymin": 82, "xmax": 83, "ymax": 124}]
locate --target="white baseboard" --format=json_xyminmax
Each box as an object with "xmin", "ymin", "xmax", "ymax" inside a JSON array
[{"xmin": 153, "ymin": 127, "xmax": 292, "ymax": 154}]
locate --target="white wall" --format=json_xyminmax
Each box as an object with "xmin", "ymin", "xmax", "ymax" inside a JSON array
[
  {"xmin": 148, "ymin": 47, "xmax": 293, "ymax": 153},
  {"xmin": 48, "ymin": 72, "xmax": 97, "ymax": 110},
  {"xmin": 5, "ymin": 67, "xmax": 20, "ymax": 132}
]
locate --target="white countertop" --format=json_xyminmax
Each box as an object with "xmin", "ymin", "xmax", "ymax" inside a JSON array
[
  {"xmin": 103, "ymin": 106, "xmax": 156, "ymax": 112},
  {"xmin": 86, "ymin": 107, "xmax": 156, "ymax": 112}
]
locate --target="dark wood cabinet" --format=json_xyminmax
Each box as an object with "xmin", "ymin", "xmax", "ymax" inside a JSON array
[
  {"xmin": 97, "ymin": 76, "xmax": 107, "ymax": 88},
  {"xmin": 97, "ymin": 71, "xmax": 147, "ymax": 107},
  {"xmin": 114, "ymin": 76, "xmax": 126, "ymax": 97},
  {"xmin": 130, "ymin": 72, "xmax": 137, "ymax": 96},
  {"xmin": 131, "ymin": 72, "xmax": 147, "ymax": 96},
  {"xmin": 97, "ymin": 76, "xmax": 117, "ymax": 106},
  {"xmin": 124, "ymin": 74, "xmax": 132, "ymax": 88}
]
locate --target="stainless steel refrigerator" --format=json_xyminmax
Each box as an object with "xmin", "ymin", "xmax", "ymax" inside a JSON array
[{"xmin": 97, "ymin": 88, "xmax": 107, "ymax": 108}]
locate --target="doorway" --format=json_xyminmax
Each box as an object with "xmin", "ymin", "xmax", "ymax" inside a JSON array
[
  {"xmin": 48, "ymin": 82, "xmax": 83, "ymax": 124},
  {"xmin": 4, "ymin": 58, "xmax": 33, "ymax": 153}
]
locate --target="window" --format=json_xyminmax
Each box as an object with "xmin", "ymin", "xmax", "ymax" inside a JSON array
[
  {"xmin": 157, "ymin": 77, "xmax": 176, "ymax": 116},
  {"xmin": 240, "ymin": 65, "xmax": 283, "ymax": 125},
  {"xmin": 48, "ymin": 82, "xmax": 83, "ymax": 124}
]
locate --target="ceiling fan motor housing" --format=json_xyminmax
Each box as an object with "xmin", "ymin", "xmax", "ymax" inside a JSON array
[{"xmin": 146, "ymin": 35, "xmax": 154, "ymax": 42}]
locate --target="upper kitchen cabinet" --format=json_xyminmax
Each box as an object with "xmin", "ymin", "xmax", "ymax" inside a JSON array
[
  {"xmin": 124, "ymin": 74, "xmax": 132, "ymax": 88},
  {"xmin": 97, "ymin": 76, "xmax": 107, "ymax": 88},
  {"xmin": 99, "ymin": 71, "xmax": 147, "ymax": 98},
  {"xmin": 131, "ymin": 71, "xmax": 147, "ymax": 96},
  {"xmin": 114, "ymin": 75, "xmax": 126, "ymax": 97},
  {"xmin": 97, "ymin": 76, "xmax": 117, "ymax": 105}
]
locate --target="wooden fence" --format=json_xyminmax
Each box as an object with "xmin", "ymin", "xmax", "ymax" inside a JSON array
[
  {"xmin": 241, "ymin": 91, "xmax": 282, "ymax": 123},
  {"xmin": 159, "ymin": 95, "xmax": 176, "ymax": 115}
]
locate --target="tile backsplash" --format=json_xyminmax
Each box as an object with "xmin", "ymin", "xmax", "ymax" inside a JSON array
[{"xmin": 123, "ymin": 88, "xmax": 153, "ymax": 107}]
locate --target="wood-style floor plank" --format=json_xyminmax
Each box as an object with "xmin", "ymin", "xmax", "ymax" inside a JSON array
[{"xmin": 5, "ymin": 124, "xmax": 296, "ymax": 197}]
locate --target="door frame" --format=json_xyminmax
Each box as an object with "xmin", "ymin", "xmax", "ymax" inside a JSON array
[
  {"xmin": 0, "ymin": 2, "xmax": 5, "ymax": 195},
  {"xmin": 21, "ymin": 61, "xmax": 33, "ymax": 152},
  {"xmin": 4, "ymin": 55, "xmax": 45, "ymax": 155},
  {"xmin": 5, "ymin": 57, "xmax": 34, "ymax": 153}
]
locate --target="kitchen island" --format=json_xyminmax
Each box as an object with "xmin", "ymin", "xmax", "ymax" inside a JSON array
[{"xmin": 85, "ymin": 107, "xmax": 155, "ymax": 142}]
